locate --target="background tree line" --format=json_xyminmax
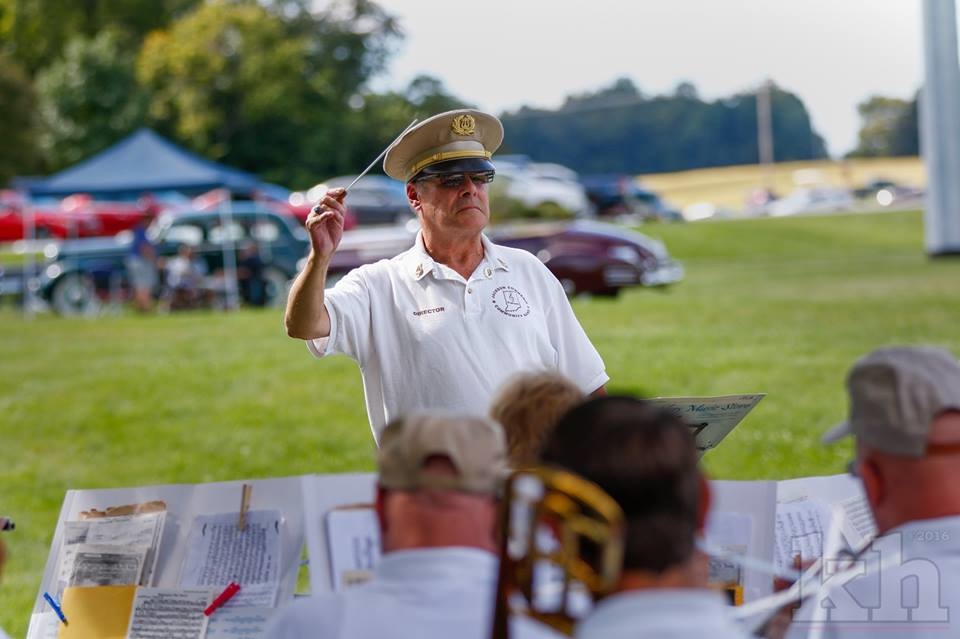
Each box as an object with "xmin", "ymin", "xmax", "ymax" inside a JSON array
[
  {"xmin": 500, "ymin": 78, "xmax": 828, "ymax": 174},
  {"xmin": 847, "ymin": 93, "xmax": 919, "ymax": 158},
  {"xmin": 0, "ymin": 0, "xmax": 913, "ymax": 191}
]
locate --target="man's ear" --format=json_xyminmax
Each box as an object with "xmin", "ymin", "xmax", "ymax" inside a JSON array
[
  {"xmin": 696, "ymin": 473, "xmax": 712, "ymax": 532},
  {"xmin": 375, "ymin": 484, "xmax": 388, "ymax": 537},
  {"xmin": 859, "ymin": 456, "xmax": 885, "ymax": 511},
  {"xmin": 406, "ymin": 182, "xmax": 422, "ymax": 212}
]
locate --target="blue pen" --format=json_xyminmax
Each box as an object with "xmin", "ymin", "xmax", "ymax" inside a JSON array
[{"xmin": 43, "ymin": 592, "xmax": 67, "ymax": 625}]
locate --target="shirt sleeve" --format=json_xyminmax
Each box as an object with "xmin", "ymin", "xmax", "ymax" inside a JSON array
[
  {"xmin": 539, "ymin": 262, "xmax": 609, "ymax": 393},
  {"xmin": 305, "ymin": 266, "xmax": 374, "ymax": 367}
]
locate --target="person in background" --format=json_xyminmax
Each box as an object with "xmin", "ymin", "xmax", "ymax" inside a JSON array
[
  {"xmin": 539, "ymin": 396, "xmax": 749, "ymax": 639},
  {"xmin": 285, "ymin": 109, "xmax": 607, "ymax": 445},
  {"xmin": 125, "ymin": 211, "xmax": 158, "ymax": 313},
  {"xmin": 237, "ymin": 240, "xmax": 266, "ymax": 307},
  {"xmin": 267, "ymin": 414, "xmax": 560, "ymax": 639},
  {"xmin": 784, "ymin": 345, "xmax": 960, "ymax": 639},
  {"xmin": 489, "ymin": 371, "xmax": 584, "ymax": 467},
  {"xmin": 163, "ymin": 243, "xmax": 210, "ymax": 310}
]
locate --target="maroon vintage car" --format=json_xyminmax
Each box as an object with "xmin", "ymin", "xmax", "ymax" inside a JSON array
[{"xmin": 323, "ymin": 219, "xmax": 683, "ymax": 296}]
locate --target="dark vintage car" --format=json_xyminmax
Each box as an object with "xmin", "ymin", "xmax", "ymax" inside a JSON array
[
  {"xmin": 39, "ymin": 204, "xmax": 310, "ymax": 314},
  {"xmin": 580, "ymin": 174, "xmax": 682, "ymax": 222},
  {"xmin": 323, "ymin": 219, "xmax": 683, "ymax": 297},
  {"xmin": 307, "ymin": 175, "xmax": 414, "ymax": 226}
]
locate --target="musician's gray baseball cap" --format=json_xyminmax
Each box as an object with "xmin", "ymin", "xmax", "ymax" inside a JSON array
[
  {"xmin": 378, "ymin": 413, "xmax": 507, "ymax": 494},
  {"xmin": 822, "ymin": 345, "xmax": 960, "ymax": 457}
]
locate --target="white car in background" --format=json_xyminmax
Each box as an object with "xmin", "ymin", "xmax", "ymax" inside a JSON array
[
  {"xmin": 494, "ymin": 159, "xmax": 592, "ymax": 216},
  {"xmin": 767, "ymin": 186, "xmax": 854, "ymax": 217}
]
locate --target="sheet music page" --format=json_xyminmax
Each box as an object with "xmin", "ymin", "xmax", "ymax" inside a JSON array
[
  {"xmin": 68, "ymin": 544, "xmax": 146, "ymax": 587},
  {"xmin": 126, "ymin": 588, "xmax": 212, "ymax": 639},
  {"xmin": 776, "ymin": 474, "xmax": 876, "ymax": 551},
  {"xmin": 706, "ymin": 511, "xmax": 753, "ymax": 595},
  {"xmin": 325, "ymin": 507, "xmax": 380, "ymax": 591},
  {"xmin": 56, "ymin": 511, "xmax": 165, "ymax": 593},
  {"xmin": 839, "ymin": 494, "xmax": 878, "ymax": 544},
  {"xmin": 774, "ymin": 499, "xmax": 832, "ymax": 571},
  {"xmin": 204, "ymin": 608, "xmax": 274, "ymax": 639},
  {"xmin": 179, "ymin": 510, "xmax": 282, "ymax": 607},
  {"xmin": 648, "ymin": 394, "xmax": 765, "ymax": 452}
]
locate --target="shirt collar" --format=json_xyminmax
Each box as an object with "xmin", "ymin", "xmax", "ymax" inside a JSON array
[
  {"xmin": 375, "ymin": 547, "xmax": 498, "ymax": 582},
  {"xmin": 579, "ymin": 589, "xmax": 738, "ymax": 635},
  {"xmin": 404, "ymin": 231, "xmax": 510, "ymax": 281}
]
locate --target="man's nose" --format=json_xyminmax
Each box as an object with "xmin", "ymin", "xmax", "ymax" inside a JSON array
[{"xmin": 460, "ymin": 175, "xmax": 479, "ymax": 195}]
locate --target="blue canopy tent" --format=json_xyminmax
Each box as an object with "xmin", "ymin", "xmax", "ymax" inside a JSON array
[
  {"xmin": 26, "ymin": 129, "xmax": 289, "ymax": 310},
  {"xmin": 28, "ymin": 128, "xmax": 268, "ymax": 198}
]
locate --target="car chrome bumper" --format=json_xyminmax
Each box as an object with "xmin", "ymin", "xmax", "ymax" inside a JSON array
[{"xmin": 641, "ymin": 260, "xmax": 684, "ymax": 287}]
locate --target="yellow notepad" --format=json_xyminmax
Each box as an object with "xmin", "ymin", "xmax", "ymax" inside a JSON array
[{"xmin": 58, "ymin": 585, "xmax": 137, "ymax": 639}]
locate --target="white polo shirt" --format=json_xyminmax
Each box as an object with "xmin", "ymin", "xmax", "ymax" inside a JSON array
[
  {"xmin": 576, "ymin": 589, "xmax": 751, "ymax": 639},
  {"xmin": 309, "ymin": 231, "xmax": 608, "ymax": 442},
  {"xmin": 266, "ymin": 548, "xmax": 563, "ymax": 639}
]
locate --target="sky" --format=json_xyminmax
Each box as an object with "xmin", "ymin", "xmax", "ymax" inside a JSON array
[{"xmin": 370, "ymin": 0, "xmax": 925, "ymax": 157}]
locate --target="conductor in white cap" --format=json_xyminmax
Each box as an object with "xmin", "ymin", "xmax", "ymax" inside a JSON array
[{"xmin": 285, "ymin": 109, "xmax": 608, "ymax": 443}]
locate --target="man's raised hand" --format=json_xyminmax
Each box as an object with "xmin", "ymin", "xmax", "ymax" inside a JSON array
[{"xmin": 306, "ymin": 187, "xmax": 347, "ymax": 259}]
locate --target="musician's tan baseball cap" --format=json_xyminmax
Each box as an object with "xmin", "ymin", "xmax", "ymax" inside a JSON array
[
  {"xmin": 822, "ymin": 345, "xmax": 960, "ymax": 457},
  {"xmin": 383, "ymin": 109, "xmax": 503, "ymax": 182},
  {"xmin": 378, "ymin": 413, "xmax": 507, "ymax": 494}
]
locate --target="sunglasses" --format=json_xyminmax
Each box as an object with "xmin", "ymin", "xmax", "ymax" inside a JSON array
[{"xmin": 417, "ymin": 171, "xmax": 495, "ymax": 189}]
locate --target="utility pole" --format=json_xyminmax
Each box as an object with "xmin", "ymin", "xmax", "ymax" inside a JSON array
[
  {"xmin": 921, "ymin": 0, "xmax": 960, "ymax": 255},
  {"xmin": 756, "ymin": 79, "xmax": 775, "ymax": 193}
]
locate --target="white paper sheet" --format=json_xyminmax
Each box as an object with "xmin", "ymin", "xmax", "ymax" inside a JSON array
[
  {"xmin": 776, "ymin": 474, "xmax": 877, "ymax": 550},
  {"xmin": 126, "ymin": 588, "xmax": 212, "ymax": 639},
  {"xmin": 68, "ymin": 544, "xmax": 147, "ymax": 586},
  {"xmin": 774, "ymin": 499, "xmax": 832, "ymax": 571},
  {"xmin": 301, "ymin": 473, "xmax": 378, "ymax": 594},
  {"xmin": 707, "ymin": 479, "xmax": 778, "ymax": 602},
  {"xmin": 179, "ymin": 510, "xmax": 282, "ymax": 608},
  {"xmin": 56, "ymin": 511, "xmax": 165, "ymax": 593},
  {"xmin": 204, "ymin": 607, "xmax": 274, "ymax": 639},
  {"xmin": 649, "ymin": 394, "xmax": 765, "ymax": 453},
  {"xmin": 325, "ymin": 507, "xmax": 380, "ymax": 591}
]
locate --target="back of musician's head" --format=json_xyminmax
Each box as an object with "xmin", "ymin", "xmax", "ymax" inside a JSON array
[
  {"xmin": 489, "ymin": 370, "xmax": 584, "ymax": 467},
  {"xmin": 540, "ymin": 395, "xmax": 702, "ymax": 573}
]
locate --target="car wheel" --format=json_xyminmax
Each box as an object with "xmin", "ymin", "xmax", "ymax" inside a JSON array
[
  {"xmin": 262, "ymin": 267, "xmax": 290, "ymax": 308},
  {"xmin": 50, "ymin": 273, "xmax": 99, "ymax": 316}
]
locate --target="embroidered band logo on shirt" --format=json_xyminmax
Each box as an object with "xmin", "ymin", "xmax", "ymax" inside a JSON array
[
  {"xmin": 491, "ymin": 286, "xmax": 530, "ymax": 318},
  {"xmin": 413, "ymin": 306, "xmax": 446, "ymax": 317}
]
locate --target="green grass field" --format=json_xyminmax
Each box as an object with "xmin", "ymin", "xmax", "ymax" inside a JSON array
[{"xmin": 2, "ymin": 209, "xmax": 959, "ymax": 635}]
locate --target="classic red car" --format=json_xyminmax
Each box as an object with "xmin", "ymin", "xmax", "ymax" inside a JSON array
[{"xmin": 0, "ymin": 190, "xmax": 166, "ymax": 241}]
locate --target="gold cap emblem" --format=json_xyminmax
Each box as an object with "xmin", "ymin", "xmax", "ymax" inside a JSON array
[{"xmin": 450, "ymin": 114, "xmax": 476, "ymax": 136}]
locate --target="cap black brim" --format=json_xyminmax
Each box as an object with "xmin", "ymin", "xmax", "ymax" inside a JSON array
[{"xmin": 411, "ymin": 157, "xmax": 496, "ymax": 181}]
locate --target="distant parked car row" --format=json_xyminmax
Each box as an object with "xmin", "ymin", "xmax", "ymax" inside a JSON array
[
  {"xmin": 579, "ymin": 174, "xmax": 683, "ymax": 222},
  {"xmin": 33, "ymin": 205, "xmax": 683, "ymax": 315}
]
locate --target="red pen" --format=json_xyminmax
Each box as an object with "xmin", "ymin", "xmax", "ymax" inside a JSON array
[{"xmin": 204, "ymin": 582, "xmax": 241, "ymax": 616}]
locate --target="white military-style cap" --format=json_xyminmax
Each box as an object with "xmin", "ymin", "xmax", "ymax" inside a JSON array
[{"xmin": 383, "ymin": 109, "xmax": 504, "ymax": 182}]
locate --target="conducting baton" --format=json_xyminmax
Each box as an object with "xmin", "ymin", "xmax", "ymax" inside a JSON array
[{"xmin": 313, "ymin": 117, "xmax": 420, "ymax": 212}]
